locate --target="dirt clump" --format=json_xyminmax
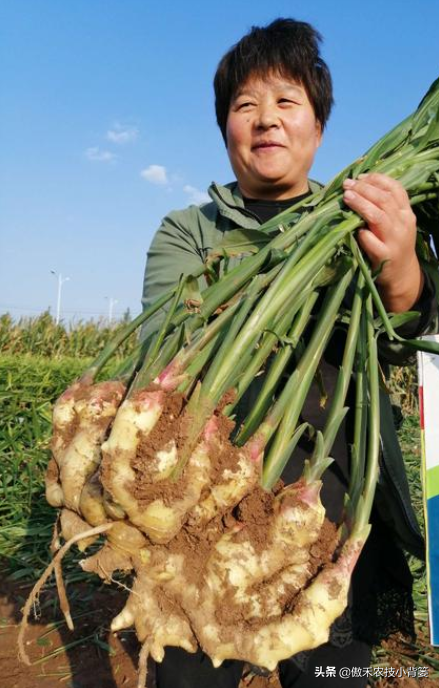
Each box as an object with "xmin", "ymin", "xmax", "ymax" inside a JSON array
[{"xmin": 130, "ymin": 389, "xmax": 243, "ymax": 508}]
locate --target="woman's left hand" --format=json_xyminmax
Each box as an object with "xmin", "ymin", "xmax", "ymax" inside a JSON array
[{"xmin": 343, "ymin": 172, "xmax": 424, "ymax": 313}]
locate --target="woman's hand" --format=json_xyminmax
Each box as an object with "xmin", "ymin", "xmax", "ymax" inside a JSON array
[{"xmin": 343, "ymin": 172, "xmax": 424, "ymax": 313}]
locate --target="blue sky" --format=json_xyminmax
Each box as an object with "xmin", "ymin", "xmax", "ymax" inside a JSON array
[{"xmin": 1, "ymin": 0, "xmax": 439, "ymax": 322}]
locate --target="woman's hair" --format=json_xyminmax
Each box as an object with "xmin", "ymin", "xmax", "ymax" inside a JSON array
[{"xmin": 214, "ymin": 18, "xmax": 334, "ymax": 143}]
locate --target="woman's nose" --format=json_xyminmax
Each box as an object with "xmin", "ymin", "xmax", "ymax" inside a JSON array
[{"xmin": 255, "ymin": 103, "xmax": 280, "ymax": 129}]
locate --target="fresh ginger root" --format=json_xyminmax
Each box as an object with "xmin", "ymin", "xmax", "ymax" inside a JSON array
[
  {"xmin": 49, "ymin": 380, "xmax": 125, "ymax": 512},
  {"xmin": 32, "ymin": 385, "xmax": 365, "ymax": 685}
]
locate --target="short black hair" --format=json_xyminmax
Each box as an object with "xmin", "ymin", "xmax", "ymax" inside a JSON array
[{"xmin": 214, "ymin": 18, "xmax": 334, "ymax": 143}]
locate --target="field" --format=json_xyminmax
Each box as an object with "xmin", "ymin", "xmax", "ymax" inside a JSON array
[{"xmin": 1, "ymin": 314, "xmax": 439, "ymax": 687}]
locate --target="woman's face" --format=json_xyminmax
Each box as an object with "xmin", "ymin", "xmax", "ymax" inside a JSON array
[{"xmin": 226, "ymin": 72, "xmax": 322, "ymax": 200}]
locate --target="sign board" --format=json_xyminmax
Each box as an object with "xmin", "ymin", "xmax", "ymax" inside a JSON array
[{"xmin": 418, "ymin": 334, "xmax": 439, "ymax": 646}]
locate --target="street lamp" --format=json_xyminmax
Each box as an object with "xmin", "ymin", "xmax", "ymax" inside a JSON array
[
  {"xmin": 50, "ymin": 271, "xmax": 70, "ymax": 325},
  {"xmin": 105, "ymin": 297, "xmax": 118, "ymax": 324}
]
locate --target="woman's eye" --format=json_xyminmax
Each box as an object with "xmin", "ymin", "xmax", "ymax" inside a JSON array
[
  {"xmin": 279, "ymin": 97, "xmax": 302, "ymax": 106},
  {"xmin": 238, "ymin": 102, "xmax": 253, "ymax": 109}
]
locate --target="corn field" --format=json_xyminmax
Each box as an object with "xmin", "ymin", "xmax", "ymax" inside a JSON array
[{"xmin": 0, "ymin": 311, "xmax": 138, "ymax": 359}]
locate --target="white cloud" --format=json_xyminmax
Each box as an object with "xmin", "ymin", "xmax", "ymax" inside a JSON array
[
  {"xmin": 140, "ymin": 165, "xmax": 168, "ymax": 185},
  {"xmin": 107, "ymin": 123, "xmax": 139, "ymax": 144},
  {"xmin": 183, "ymin": 185, "xmax": 210, "ymax": 205},
  {"xmin": 85, "ymin": 147, "xmax": 116, "ymax": 163}
]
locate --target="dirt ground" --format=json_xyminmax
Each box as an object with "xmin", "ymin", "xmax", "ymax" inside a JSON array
[
  {"xmin": 0, "ymin": 575, "xmax": 143, "ymax": 688},
  {"xmin": 1, "ymin": 575, "xmax": 436, "ymax": 688}
]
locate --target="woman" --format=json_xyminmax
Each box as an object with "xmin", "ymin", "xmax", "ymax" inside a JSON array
[{"xmin": 141, "ymin": 18, "xmax": 438, "ymax": 688}]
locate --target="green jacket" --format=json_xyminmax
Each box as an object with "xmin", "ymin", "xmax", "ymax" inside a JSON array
[{"xmin": 141, "ymin": 181, "xmax": 439, "ymax": 559}]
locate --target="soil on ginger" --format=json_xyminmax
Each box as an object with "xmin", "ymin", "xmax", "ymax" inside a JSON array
[
  {"xmin": 129, "ymin": 389, "xmax": 239, "ymax": 507},
  {"xmin": 126, "ymin": 391, "xmax": 341, "ymax": 642}
]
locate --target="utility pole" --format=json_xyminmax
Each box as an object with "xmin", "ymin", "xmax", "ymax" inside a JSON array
[{"xmin": 51, "ymin": 271, "xmax": 70, "ymax": 325}]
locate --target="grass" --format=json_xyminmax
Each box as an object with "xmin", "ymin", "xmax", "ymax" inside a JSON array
[{"xmin": 1, "ymin": 350, "xmax": 438, "ymax": 679}]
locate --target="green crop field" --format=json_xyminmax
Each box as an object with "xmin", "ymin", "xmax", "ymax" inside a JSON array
[
  {"xmin": 0, "ymin": 313, "xmax": 138, "ymax": 580},
  {"xmin": 1, "ymin": 313, "xmax": 439, "ymax": 683}
]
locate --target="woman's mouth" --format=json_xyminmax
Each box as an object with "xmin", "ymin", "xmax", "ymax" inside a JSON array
[{"xmin": 252, "ymin": 141, "xmax": 285, "ymax": 151}]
